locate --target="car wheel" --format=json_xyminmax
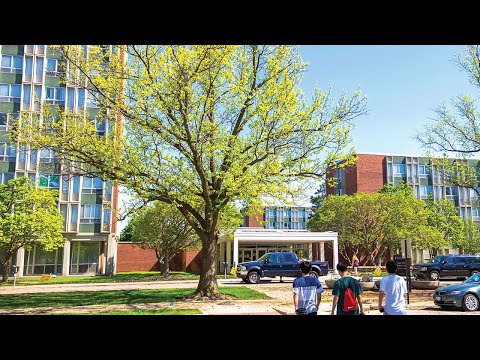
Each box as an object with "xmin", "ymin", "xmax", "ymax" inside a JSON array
[
  {"xmin": 310, "ymin": 271, "xmax": 319, "ymax": 279},
  {"xmin": 462, "ymin": 293, "xmax": 479, "ymax": 312},
  {"xmin": 471, "ymin": 270, "xmax": 479, "ymax": 276},
  {"xmin": 247, "ymin": 271, "xmax": 260, "ymax": 284},
  {"xmin": 242, "ymin": 278, "xmax": 250, "ymax": 284},
  {"xmin": 429, "ymin": 270, "xmax": 440, "ymax": 281}
]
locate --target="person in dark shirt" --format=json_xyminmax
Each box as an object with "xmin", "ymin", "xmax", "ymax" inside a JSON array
[
  {"xmin": 331, "ymin": 262, "xmax": 365, "ymax": 315},
  {"xmin": 293, "ymin": 261, "xmax": 324, "ymax": 315}
]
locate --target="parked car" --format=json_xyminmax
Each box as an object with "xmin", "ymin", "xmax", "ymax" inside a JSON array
[
  {"xmin": 236, "ymin": 252, "xmax": 329, "ymax": 284},
  {"xmin": 412, "ymin": 255, "xmax": 480, "ymax": 281},
  {"xmin": 434, "ymin": 273, "xmax": 480, "ymax": 311}
]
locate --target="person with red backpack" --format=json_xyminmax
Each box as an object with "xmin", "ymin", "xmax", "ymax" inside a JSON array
[{"xmin": 331, "ymin": 262, "xmax": 365, "ymax": 315}]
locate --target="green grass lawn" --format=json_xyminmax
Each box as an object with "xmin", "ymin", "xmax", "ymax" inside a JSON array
[
  {"xmin": 53, "ymin": 309, "xmax": 202, "ymax": 315},
  {"xmin": 0, "ymin": 287, "xmax": 268, "ymax": 309},
  {"xmin": 5, "ymin": 271, "xmax": 235, "ymax": 286}
]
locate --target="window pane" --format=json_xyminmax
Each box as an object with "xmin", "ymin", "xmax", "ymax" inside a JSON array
[
  {"xmin": 83, "ymin": 176, "xmax": 92, "ymax": 187},
  {"xmin": 1, "ymin": 55, "xmax": 10, "ymax": 67},
  {"xmin": 11, "ymin": 85, "xmax": 20, "ymax": 97},
  {"xmin": 78, "ymin": 89, "xmax": 85, "ymax": 106},
  {"xmin": 71, "ymin": 204, "xmax": 78, "ymax": 224},
  {"xmin": 39, "ymin": 175, "xmax": 48, "ymax": 187},
  {"xmin": 93, "ymin": 177, "xmax": 102, "ymax": 188},
  {"xmin": 56, "ymin": 88, "xmax": 65, "ymax": 101},
  {"xmin": 73, "ymin": 176, "xmax": 80, "ymax": 193},
  {"xmin": 50, "ymin": 175, "xmax": 59, "ymax": 188},
  {"xmin": 25, "ymin": 57, "xmax": 32, "ymax": 76},
  {"xmin": 46, "ymin": 88, "xmax": 54, "ymax": 99},
  {"xmin": 46, "ymin": 59, "xmax": 56, "ymax": 71},
  {"xmin": 13, "ymin": 57, "xmax": 22, "ymax": 69},
  {"xmin": 67, "ymin": 88, "xmax": 74, "ymax": 106}
]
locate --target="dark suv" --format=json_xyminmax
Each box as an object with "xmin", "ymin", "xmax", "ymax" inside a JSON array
[{"xmin": 413, "ymin": 255, "xmax": 480, "ymax": 281}]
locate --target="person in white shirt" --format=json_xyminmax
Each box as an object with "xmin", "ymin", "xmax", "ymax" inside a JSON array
[{"xmin": 378, "ymin": 260, "xmax": 408, "ymax": 315}]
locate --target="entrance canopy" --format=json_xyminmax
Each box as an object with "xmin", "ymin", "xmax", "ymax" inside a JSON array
[{"xmin": 218, "ymin": 228, "xmax": 339, "ymax": 273}]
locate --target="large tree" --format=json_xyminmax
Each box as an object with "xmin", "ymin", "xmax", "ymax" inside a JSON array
[
  {"xmin": 131, "ymin": 202, "xmax": 200, "ymax": 277},
  {"xmin": 308, "ymin": 183, "xmax": 429, "ymax": 265},
  {"xmin": 425, "ymin": 195, "xmax": 465, "ymax": 254},
  {"xmin": 15, "ymin": 45, "xmax": 366, "ymax": 298},
  {"xmin": 0, "ymin": 177, "xmax": 64, "ymax": 283},
  {"xmin": 417, "ymin": 45, "xmax": 480, "ymax": 193}
]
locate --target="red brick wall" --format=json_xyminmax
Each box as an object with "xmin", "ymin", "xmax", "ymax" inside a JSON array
[
  {"xmin": 355, "ymin": 154, "xmax": 386, "ymax": 194},
  {"xmin": 244, "ymin": 212, "xmax": 265, "ymax": 227},
  {"xmin": 326, "ymin": 168, "xmax": 335, "ymax": 195},
  {"xmin": 116, "ymin": 243, "xmax": 160, "ymax": 272},
  {"xmin": 344, "ymin": 162, "xmax": 358, "ymax": 195},
  {"xmin": 117, "ymin": 243, "xmax": 203, "ymax": 273}
]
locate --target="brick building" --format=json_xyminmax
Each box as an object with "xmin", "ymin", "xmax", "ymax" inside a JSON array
[{"xmin": 326, "ymin": 153, "xmax": 480, "ymax": 264}]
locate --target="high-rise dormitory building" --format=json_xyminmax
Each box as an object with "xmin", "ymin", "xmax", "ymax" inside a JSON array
[{"xmin": 0, "ymin": 45, "xmax": 119, "ymax": 277}]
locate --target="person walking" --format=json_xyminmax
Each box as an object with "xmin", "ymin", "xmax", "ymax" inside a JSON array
[
  {"xmin": 352, "ymin": 254, "xmax": 359, "ymax": 276},
  {"xmin": 293, "ymin": 261, "xmax": 324, "ymax": 315},
  {"xmin": 331, "ymin": 262, "xmax": 365, "ymax": 315},
  {"xmin": 378, "ymin": 260, "xmax": 408, "ymax": 315}
]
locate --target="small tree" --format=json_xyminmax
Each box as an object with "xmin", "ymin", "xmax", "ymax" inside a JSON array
[
  {"xmin": 0, "ymin": 177, "xmax": 64, "ymax": 283},
  {"xmin": 131, "ymin": 202, "xmax": 200, "ymax": 277},
  {"xmin": 459, "ymin": 219, "xmax": 480, "ymax": 255}
]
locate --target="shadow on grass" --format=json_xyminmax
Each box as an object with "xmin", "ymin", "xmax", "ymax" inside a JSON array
[{"xmin": 0, "ymin": 287, "xmax": 269, "ymax": 309}]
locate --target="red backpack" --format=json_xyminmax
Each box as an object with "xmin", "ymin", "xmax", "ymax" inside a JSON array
[{"xmin": 342, "ymin": 280, "xmax": 357, "ymax": 313}]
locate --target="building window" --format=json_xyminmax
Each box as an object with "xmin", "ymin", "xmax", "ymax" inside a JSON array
[
  {"xmin": 0, "ymin": 172, "xmax": 14, "ymax": 184},
  {"xmin": 46, "ymin": 58, "xmax": 66, "ymax": 76},
  {"xmin": 445, "ymin": 186, "xmax": 458, "ymax": 196},
  {"xmin": 82, "ymin": 176, "xmax": 103, "ymax": 193},
  {"xmin": 1, "ymin": 55, "xmax": 23, "ymax": 73},
  {"xmin": 0, "ymin": 112, "xmax": 17, "ymax": 131},
  {"xmin": 39, "ymin": 149, "xmax": 57, "ymax": 163},
  {"xmin": 419, "ymin": 165, "xmax": 431, "ymax": 176},
  {"xmin": 472, "ymin": 208, "xmax": 480, "ymax": 219},
  {"xmin": 102, "ymin": 208, "xmax": 111, "ymax": 230},
  {"xmin": 0, "ymin": 84, "xmax": 21, "ymax": 103},
  {"xmin": 393, "ymin": 163, "xmax": 405, "ymax": 176},
  {"xmin": 0, "ymin": 142, "xmax": 16, "ymax": 161},
  {"xmin": 45, "ymin": 87, "xmax": 65, "ymax": 105},
  {"xmin": 80, "ymin": 204, "xmax": 102, "ymax": 224},
  {"xmin": 35, "ymin": 57, "xmax": 44, "ymax": 82},
  {"xmin": 86, "ymin": 90, "xmax": 100, "ymax": 108},
  {"xmin": 38, "ymin": 174, "xmax": 60, "ymax": 189},
  {"xmin": 89, "ymin": 118, "xmax": 106, "ymax": 136},
  {"xmin": 419, "ymin": 185, "xmax": 432, "ymax": 199}
]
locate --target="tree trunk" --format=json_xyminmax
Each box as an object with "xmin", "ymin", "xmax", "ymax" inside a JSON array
[
  {"xmin": 161, "ymin": 250, "xmax": 169, "ymax": 278},
  {"xmin": 374, "ymin": 247, "xmax": 386, "ymax": 266},
  {"xmin": 193, "ymin": 231, "xmax": 219, "ymax": 299},
  {"xmin": 1, "ymin": 262, "xmax": 9, "ymax": 284}
]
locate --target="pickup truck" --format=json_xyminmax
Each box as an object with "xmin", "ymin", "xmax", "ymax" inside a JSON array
[{"xmin": 236, "ymin": 251, "xmax": 329, "ymax": 284}]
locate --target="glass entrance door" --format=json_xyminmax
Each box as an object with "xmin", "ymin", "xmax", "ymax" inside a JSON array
[{"xmin": 241, "ymin": 249, "xmax": 253, "ymax": 263}]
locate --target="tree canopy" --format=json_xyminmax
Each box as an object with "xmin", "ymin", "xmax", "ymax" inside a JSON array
[
  {"xmin": 417, "ymin": 45, "xmax": 480, "ymax": 194},
  {"xmin": 131, "ymin": 202, "xmax": 200, "ymax": 277},
  {"xmin": 308, "ymin": 184, "xmax": 428, "ymax": 265},
  {"xmin": 0, "ymin": 177, "xmax": 64, "ymax": 282},
  {"xmin": 15, "ymin": 45, "xmax": 367, "ymax": 297}
]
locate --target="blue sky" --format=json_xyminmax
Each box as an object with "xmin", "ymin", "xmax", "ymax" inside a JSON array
[
  {"xmin": 298, "ymin": 45, "xmax": 478, "ymax": 155},
  {"xmin": 118, "ymin": 46, "xmax": 480, "ymax": 230}
]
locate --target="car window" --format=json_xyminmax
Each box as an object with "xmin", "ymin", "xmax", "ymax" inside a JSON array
[
  {"xmin": 466, "ymin": 275, "xmax": 480, "ymax": 283},
  {"xmin": 280, "ymin": 253, "xmax": 294, "ymax": 263},
  {"xmin": 443, "ymin": 257, "xmax": 453, "ymax": 264},
  {"xmin": 267, "ymin": 254, "xmax": 280, "ymax": 263},
  {"xmin": 454, "ymin": 257, "xmax": 465, "ymax": 264},
  {"xmin": 468, "ymin": 257, "xmax": 480, "ymax": 264}
]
